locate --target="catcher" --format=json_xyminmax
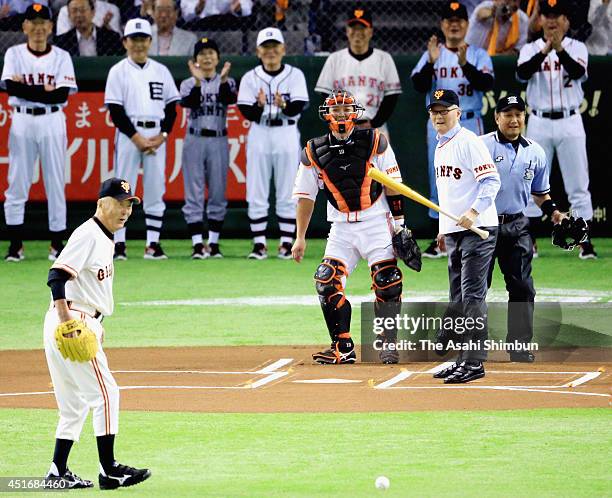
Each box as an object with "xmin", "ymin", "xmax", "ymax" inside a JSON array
[
  {"xmin": 481, "ymin": 95, "xmax": 587, "ymax": 362},
  {"xmin": 291, "ymin": 89, "xmax": 421, "ymax": 365},
  {"xmin": 43, "ymin": 178, "xmax": 151, "ymax": 490}
]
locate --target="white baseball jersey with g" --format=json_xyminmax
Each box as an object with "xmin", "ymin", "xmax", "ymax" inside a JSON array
[
  {"xmin": 293, "ymin": 136, "xmax": 402, "ymax": 272},
  {"xmin": 518, "ymin": 37, "xmax": 593, "ymax": 220},
  {"xmin": 44, "ymin": 217, "xmax": 120, "ymax": 441},
  {"xmin": 104, "ymin": 57, "xmax": 180, "ymax": 242},
  {"xmin": 238, "ymin": 64, "xmax": 308, "ymax": 241},
  {"xmin": 1, "ymin": 44, "xmax": 77, "ymax": 232},
  {"xmin": 434, "ymin": 127, "xmax": 499, "ymax": 235},
  {"xmin": 315, "ymin": 48, "xmax": 402, "ymax": 123}
]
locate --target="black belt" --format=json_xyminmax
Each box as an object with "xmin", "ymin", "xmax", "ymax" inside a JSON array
[
  {"xmin": 498, "ymin": 213, "xmax": 523, "ymax": 224},
  {"xmin": 461, "ymin": 111, "xmax": 475, "ymax": 119},
  {"xmin": 136, "ymin": 120, "xmax": 160, "ymax": 128},
  {"xmin": 15, "ymin": 105, "xmax": 60, "ymax": 115},
  {"xmin": 54, "ymin": 300, "xmax": 102, "ymax": 319},
  {"xmin": 533, "ymin": 109, "xmax": 576, "ymax": 120},
  {"xmin": 263, "ymin": 119, "xmax": 296, "ymax": 127},
  {"xmin": 188, "ymin": 127, "xmax": 227, "ymax": 137}
]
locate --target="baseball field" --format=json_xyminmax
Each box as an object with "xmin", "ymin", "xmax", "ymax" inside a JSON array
[{"xmin": 1, "ymin": 238, "xmax": 611, "ymax": 496}]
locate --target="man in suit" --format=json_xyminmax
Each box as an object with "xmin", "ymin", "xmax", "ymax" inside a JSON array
[
  {"xmin": 54, "ymin": 0, "xmax": 124, "ymax": 56},
  {"xmin": 150, "ymin": 0, "xmax": 196, "ymax": 56}
]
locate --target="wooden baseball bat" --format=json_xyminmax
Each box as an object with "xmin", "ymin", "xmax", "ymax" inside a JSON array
[{"xmin": 367, "ymin": 168, "xmax": 490, "ymax": 240}]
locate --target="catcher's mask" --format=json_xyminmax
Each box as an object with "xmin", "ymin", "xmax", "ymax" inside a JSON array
[{"xmin": 318, "ymin": 89, "xmax": 364, "ymax": 135}]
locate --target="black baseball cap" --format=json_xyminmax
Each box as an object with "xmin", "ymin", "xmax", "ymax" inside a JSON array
[
  {"xmin": 99, "ymin": 178, "xmax": 141, "ymax": 204},
  {"xmin": 441, "ymin": 1, "xmax": 468, "ymax": 21},
  {"xmin": 347, "ymin": 6, "xmax": 372, "ymax": 28},
  {"xmin": 193, "ymin": 37, "xmax": 219, "ymax": 59},
  {"xmin": 496, "ymin": 94, "xmax": 526, "ymax": 112},
  {"xmin": 427, "ymin": 89, "xmax": 460, "ymax": 110},
  {"xmin": 25, "ymin": 3, "xmax": 52, "ymax": 21},
  {"xmin": 539, "ymin": 0, "xmax": 569, "ymax": 16}
]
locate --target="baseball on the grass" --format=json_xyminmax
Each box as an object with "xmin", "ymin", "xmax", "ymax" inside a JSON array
[{"xmin": 375, "ymin": 476, "xmax": 390, "ymax": 490}]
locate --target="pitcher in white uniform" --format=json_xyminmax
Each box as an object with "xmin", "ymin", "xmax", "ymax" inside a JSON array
[
  {"xmin": 2, "ymin": 4, "xmax": 77, "ymax": 262},
  {"xmin": 43, "ymin": 178, "xmax": 151, "ymax": 490},
  {"xmin": 516, "ymin": 0, "xmax": 596, "ymax": 259}
]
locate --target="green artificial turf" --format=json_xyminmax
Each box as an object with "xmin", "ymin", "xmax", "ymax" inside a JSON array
[
  {"xmin": 0, "ymin": 408, "xmax": 610, "ymax": 497},
  {"xmin": 1, "ymin": 239, "xmax": 610, "ymax": 350}
]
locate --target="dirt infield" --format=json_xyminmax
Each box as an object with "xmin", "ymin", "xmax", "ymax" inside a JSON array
[{"xmin": 1, "ymin": 346, "xmax": 610, "ymax": 412}]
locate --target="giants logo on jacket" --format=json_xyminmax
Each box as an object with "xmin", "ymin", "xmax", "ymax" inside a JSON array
[
  {"xmin": 21, "ymin": 73, "xmax": 56, "ymax": 85},
  {"xmin": 435, "ymin": 165, "xmax": 463, "ymax": 180}
]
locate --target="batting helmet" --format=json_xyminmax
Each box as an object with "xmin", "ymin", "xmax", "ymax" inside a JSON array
[{"xmin": 318, "ymin": 89, "xmax": 364, "ymax": 135}]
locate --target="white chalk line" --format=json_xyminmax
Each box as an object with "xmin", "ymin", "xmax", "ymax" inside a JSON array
[
  {"xmin": 387, "ymin": 385, "xmax": 610, "ymax": 398},
  {"xmin": 374, "ymin": 362, "xmax": 455, "ymax": 389}
]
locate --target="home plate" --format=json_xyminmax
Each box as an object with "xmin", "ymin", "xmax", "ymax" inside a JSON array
[{"xmin": 292, "ymin": 379, "xmax": 362, "ymax": 384}]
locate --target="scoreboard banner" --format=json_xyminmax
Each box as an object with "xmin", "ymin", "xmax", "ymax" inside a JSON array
[{"xmin": 0, "ymin": 92, "xmax": 250, "ymax": 202}]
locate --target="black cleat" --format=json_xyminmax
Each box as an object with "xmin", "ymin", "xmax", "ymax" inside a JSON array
[
  {"xmin": 433, "ymin": 362, "xmax": 459, "ymax": 379},
  {"xmin": 578, "ymin": 241, "xmax": 597, "ymax": 260},
  {"xmin": 443, "ymin": 361, "xmax": 485, "ymax": 384},
  {"xmin": 144, "ymin": 242, "xmax": 168, "ymax": 260},
  {"xmin": 509, "ymin": 351, "xmax": 535, "ymax": 363},
  {"xmin": 5, "ymin": 245, "xmax": 24, "ymax": 262},
  {"xmin": 191, "ymin": 242, "xmax": 209, "ymax": 260},
  {"xmin": 312, "ymin": 342, "xmax": 356, "ymax": 364},
  {"xmin": 277, "ymin": 242, "xmax": 293, "ymax": 260},
  {"xmin": 423, "ymin": 238, "xmax": 446, "ymax": 259},
  {"xmin": 45, "ymin": 468, "xmax": 93, "ymax": 489},
  {"xmin": 48, "ymin": 243, "xmax": 64, "ymax": 262},
  {"xmin": 209, "ymin": 242, "xmax": 223, "ymax": 258},
  {"xmin": 114, "ymin": 242, "xmax": 127, "ymax": 260},
  {"xmin": 247, "ymin": 243, "xmax": 268, "ymax": 260},
  {"xmin": 99, "ymin": 462, "xmax": 151, "ymax": 490}
]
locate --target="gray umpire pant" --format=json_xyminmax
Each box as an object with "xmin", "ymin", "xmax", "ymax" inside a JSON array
[
  {"xmin": 181, "ymin": 133, "xmax": 229, "ymax": 225},
  {"xmin": 445, "ymin": 227, "xmax": 498, "ymax": 362}
]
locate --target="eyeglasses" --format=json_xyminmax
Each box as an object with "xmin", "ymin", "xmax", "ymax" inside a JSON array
[{"xmin": 428, "ymin": 107, "xmax": 459, "ymax": 116}]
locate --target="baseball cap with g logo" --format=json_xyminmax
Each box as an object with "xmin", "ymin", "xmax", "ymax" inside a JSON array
[{"xmin": 99, "ymin": 178, "xmax": 141, "ymax": 204}]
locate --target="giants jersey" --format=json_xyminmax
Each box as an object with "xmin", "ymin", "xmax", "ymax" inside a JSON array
[
  {"xmin": 315, "ymin": 48, "xmax": 402, "ymax": 120},
  {"xmin": 180, "ymin": 75, "xmax": 237, "ymax": 131},
  {"xmin": 293, "ymin": 131, "xmax": 402, "ymax": 223},
  {"xmin": 104, "ymin": 57, "xmax": 180, "ymax": 120},
  {"xmin": 51, "ymin": 218, "xmax": 116, "ymax": 317},
  {"xmin": 412, "ymin": 45, "xmax": 493, "ymax": 113},
  {"xmin": 434, "ymin": 126, "xmax": 499, "ymax": 234},
  {"xmin": 237, "ymin": 64, "xmax": 308, "ymax": 122},
  {"xmin": 1, "ymin": 44, "xmax": 77, "ymax": 108},
  {"xmin": 517, "ymin": 37, "xmax": 588, "ymax": 112}
]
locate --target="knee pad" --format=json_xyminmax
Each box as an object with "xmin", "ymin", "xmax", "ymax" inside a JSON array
[
  {"xmin": 314, "ymin": 258, "xmax": 347, "ymax": 308},
  {"xmin": 371, "ymin": 260, "xmax": 403, "ymax": 302}
]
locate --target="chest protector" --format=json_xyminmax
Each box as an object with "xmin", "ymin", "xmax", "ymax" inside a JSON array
[{"xmin": 305, "ymin": 129, "xmax": 384, "ymax": 213}]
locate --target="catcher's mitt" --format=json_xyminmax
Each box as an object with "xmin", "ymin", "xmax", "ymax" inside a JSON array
[
  {"xmin": 392, "ymin": 227, "xmax": 422, "ymax": 272},
  {"xmin": 54, "ymin": 319, "xmax": 98, "ymax": 362},
  {"xmin": 551, "ymin": 216, "xmax": 588, "ymax": 250}
]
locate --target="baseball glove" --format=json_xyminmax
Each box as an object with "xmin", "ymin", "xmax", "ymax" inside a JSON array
[
  {"xmin": 392, "ymin": 227, "xmax": 422, "ymax": 272},
  {"xmin": 551, "ymin": 216, "xmax": 588, "ymax": 250},
  {"xmin": 54, "ymin": 319, "xmax": 98, "ymax": 362}
]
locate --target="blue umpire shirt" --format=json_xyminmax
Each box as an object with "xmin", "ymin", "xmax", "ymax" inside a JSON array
[{"xmin": 480, "ymin": 131, "xmax": 549, "ymax": 215}]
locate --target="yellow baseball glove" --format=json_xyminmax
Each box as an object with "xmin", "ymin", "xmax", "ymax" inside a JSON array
[{"xmin": 54, "ymin": 319, "xmax": 98, "ymax": 362}]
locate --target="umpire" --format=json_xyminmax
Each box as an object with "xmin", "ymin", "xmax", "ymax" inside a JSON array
[{"xmin": 481, "ymin": 95, "xmax": 567, "ymax": 362}]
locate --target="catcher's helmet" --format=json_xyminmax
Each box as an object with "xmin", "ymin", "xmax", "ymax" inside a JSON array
[{"xmin": 318, "ymin": 89, "xmax": 364, "ymax": 135}]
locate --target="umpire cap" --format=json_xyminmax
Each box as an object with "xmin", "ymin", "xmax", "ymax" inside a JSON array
[
  {"xmin": 25, "ymin": 3, "xmax": 52, "ymax": 20},
  {"xmin": 99, "ymin": 178, "xmax": 141, "ymax": 204},
  {"xmin": 193, "ymin": 37, "xmax": 219, "ymax": 59}
]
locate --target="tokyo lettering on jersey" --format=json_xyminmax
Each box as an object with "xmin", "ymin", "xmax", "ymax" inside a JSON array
[
  {"xmin": 411, "ymin": 45, "xmax": 493, "ymax": 113},
  {"xmin": 517, "ymin": 37, "xmax": 588, "ymax": 112},
  {"xmin": 434, "ymin": 125, "xmax": 499, "ymax": 234},
  {"xmin": 51, "ymin": 218, "xmax": 116, "ymax": 316},
  {"xmin": 293, "ymin": 133, "xmax": 402, "ymax": 223},
  {"xmin": 180, "ymin": 74, "xmax": 237, "ymax": 131},
  {"xmin": 315, "ymin": 48, "xmax": 402, "ymax": 120},
  {"xmin": 1, "ymin": 44, "xmax": 77, "ymax": 108},
  {"xmin": 104, "ymin": 57, "xmax": 180, "ymax": 119},
  {"xmin": 237, "ymin": 64, "xmax": 308, "ymax": 122}
]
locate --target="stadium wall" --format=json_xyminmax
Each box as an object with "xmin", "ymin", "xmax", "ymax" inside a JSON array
[{"xmin": 0, "ymin": 55, "xmax": 610, "ymax": 239}]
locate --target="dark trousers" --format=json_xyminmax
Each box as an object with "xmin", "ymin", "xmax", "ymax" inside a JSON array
[
  {"xmin": 445, "ymin": 227, "xmax": 498, "ymax": 362},
  {"xmin": 487, "ymin": 214, "xmax": 536, "ymax": 346}
]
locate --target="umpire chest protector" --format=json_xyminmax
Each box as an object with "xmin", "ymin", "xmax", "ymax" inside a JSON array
[{"xmin": 305, "ymin": 129, "xmax": 386, "ymax": 213}]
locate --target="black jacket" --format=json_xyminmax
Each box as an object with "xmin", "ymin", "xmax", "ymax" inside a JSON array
[{"xmin": 54, "ymin": 27, "xmax": 124, "ymax": 56}]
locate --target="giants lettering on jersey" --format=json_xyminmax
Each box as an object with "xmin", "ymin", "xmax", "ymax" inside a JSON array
[
  {"xmin": 22, "ymin": 73, "xmax": 56, "ymax": 85},
  {"xmin": 435, "ymin": 165, "xmax": 463, "ymax": 180},
  {"xmin": 97, "ymin": 264, "xmax": 113, "ymax": 281},
  {"xmin": 333, "ymin": 76, "xmax": 384, "ymax": 92},
  {"xmin": 190, "ymin": 92, "xmax": 226, "ymax": 119},
  {"xmin": 541, "ymin": 60, "xmax": 562, "ymax": 72}
]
